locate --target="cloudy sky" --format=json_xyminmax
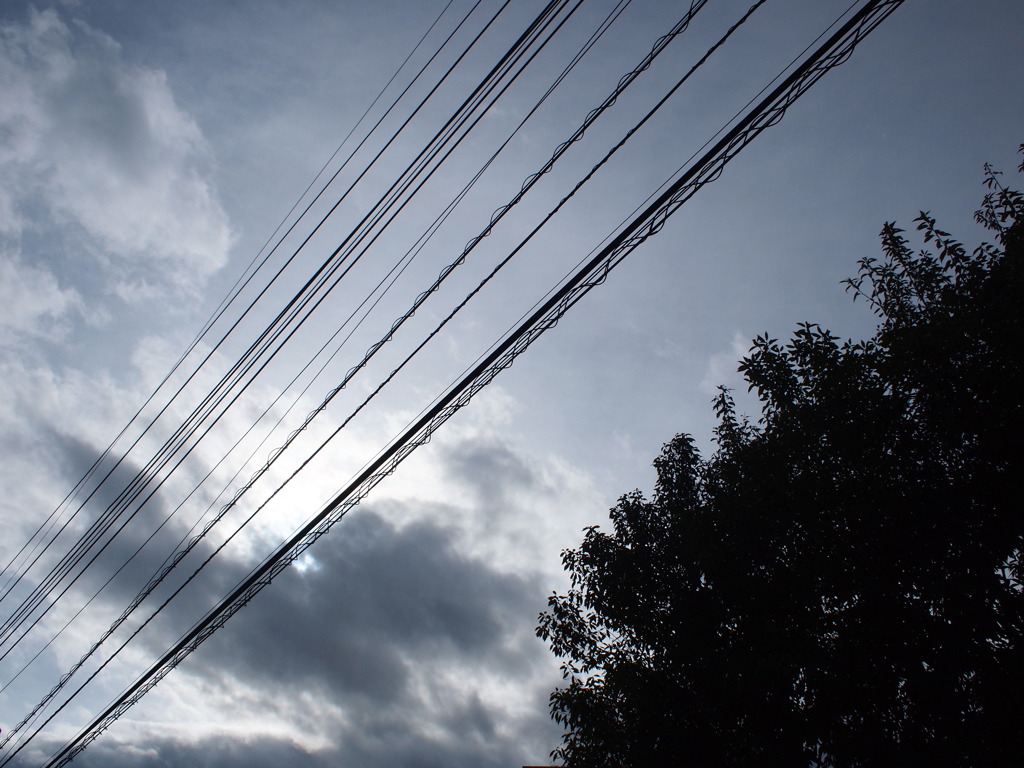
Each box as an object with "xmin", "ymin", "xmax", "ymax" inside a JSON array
[{"xmin": 1, "ymin": 1, "xmax": 1022, "ymax": 766}]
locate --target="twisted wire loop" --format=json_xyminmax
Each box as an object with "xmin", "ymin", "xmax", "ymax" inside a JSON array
[
  {"xmin": 461, "ymin": 0, "xmax": 708, "ymax": 258},
  {"xmin": 40, "ymin": 2, "xmax": 903, "ymax": 766}
]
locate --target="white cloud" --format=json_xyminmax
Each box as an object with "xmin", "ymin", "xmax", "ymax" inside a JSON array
[
  {"xmin": 0, "ymin": 250, "xmax": 81, "ymax": 341},
  {"xmin": 0, "ymin": 7, "xmax": 234, "ymax": 293}
]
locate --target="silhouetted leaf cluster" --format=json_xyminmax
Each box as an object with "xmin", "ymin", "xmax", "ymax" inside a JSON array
[{"xmin": 538, "ymin": 148, "xmax": 1024, "ymax": 767}]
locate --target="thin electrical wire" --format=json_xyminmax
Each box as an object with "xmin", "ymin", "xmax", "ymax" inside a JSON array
[{"xmin": 596, "ymin": 0, "xmax": 863, "ymax": 263}]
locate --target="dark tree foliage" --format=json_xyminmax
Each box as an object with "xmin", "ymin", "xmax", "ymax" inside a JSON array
[{"xmin": 538, "ymin": 151, "xmax": 1024, "ymax": 768}]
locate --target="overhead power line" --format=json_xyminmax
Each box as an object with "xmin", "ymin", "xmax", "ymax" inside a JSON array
[{"xmin": 19, "ymin": 3, "xmax": 905, "ymax": 766}]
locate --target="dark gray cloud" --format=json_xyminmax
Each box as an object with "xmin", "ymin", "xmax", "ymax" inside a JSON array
[
  {"xmin": 440, "ymin": 435, "xmax": 544, "ymax": 513},
  {"xmin": 0, "ymin": 368, "xmax": 571, "ymax": 768},
  {"xmin": 199, "ymin": 505, "xmax": 547, "ymax": 692},
  {"xmin": 26, "ymin": 502, "xmax": 560, "ymax": 768},
  {"xmin": 1, "ymin": 430, "xmax": 191, "ymax": 605},
  {"xmin": 0, "ymin": 431, "xmax": 168, "ymax": 625},
  {"xmin": 5, "ymin": 502, "xmax": 562, "ymax": 768}
]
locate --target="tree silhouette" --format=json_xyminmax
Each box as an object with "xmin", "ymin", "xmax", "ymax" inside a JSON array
[{"xmin": 538, "ymin": 150, "xmax": 1024, "ymax": 767}]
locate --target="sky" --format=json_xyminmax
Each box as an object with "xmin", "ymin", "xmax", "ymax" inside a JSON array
[{"xmin": 0, "ymin": 0, "xmax": 1022, "ymax": 766}]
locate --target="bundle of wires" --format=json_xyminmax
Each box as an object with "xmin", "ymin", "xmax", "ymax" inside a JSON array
[{"xmin": 0, "ymin": 1, "xmax": 906, "ymax": 765}]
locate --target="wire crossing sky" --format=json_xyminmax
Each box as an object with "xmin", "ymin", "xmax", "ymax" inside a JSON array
[{"xmin": 0, "ymin": 1, "xmax": 1021, "ymax": 766}]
